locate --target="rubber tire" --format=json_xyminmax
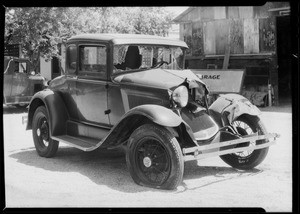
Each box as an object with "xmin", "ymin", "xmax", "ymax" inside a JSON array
[
  {"xmin": 126, "ymin": 124, "xmax": 184, "ymax": 190},
  {"xmin": 32, "ymin": 106, "xmax": 59, "ymax": 158},
  {"xmin": 220, "ymin": 115, "xmax": 269, "ymax": 170},
  {"xmin": 14, "ymin": 104, "xmax": 28, "ymax": 108}
]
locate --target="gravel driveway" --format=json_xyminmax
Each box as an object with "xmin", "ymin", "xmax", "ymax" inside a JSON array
[{"xmin": 3, "ymin": 104, "xmax": 293, "ymax": 211}]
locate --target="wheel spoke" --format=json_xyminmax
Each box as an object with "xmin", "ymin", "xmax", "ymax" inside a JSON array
[
  {"xmin": 232, "ymin": 119, "xmax": 256, "ymax": 157},
  {"xmin": 150, "ymin": 143, "xmax": 160, "ymax": 157},
  {"xmin": 135, "ymin": 137, "xmax": 171, "ymax": 185}
]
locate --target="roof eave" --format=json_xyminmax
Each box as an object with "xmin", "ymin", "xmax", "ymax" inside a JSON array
[{"xmin": 172, "ymin": 7, "xmax": 196, "ymax": 23}]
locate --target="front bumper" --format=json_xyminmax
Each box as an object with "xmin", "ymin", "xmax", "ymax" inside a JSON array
[{"xmin": 182, "ymin": 133, "xmax": 280, "ymax": 161}]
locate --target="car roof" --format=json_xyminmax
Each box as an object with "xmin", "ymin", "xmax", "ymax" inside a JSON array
[{"xmin": 67, "ymin": 33, "xmax": 188, "ymax": 48}]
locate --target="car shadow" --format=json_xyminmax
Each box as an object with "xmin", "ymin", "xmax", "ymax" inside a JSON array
[
  {"xmin": 179, "ymin": 160, "xmax": 263, "ymax": 192},
  {"xmin": 258, "ymin": 98, "xmax": 292, "ymax": 113},
  {"xmin": 8, "ymin": 146, "xmax": 263, "ymax": 193},
  {"xmin": 3, "ymin": 105, "xmax": 28, "ymax": 114}
]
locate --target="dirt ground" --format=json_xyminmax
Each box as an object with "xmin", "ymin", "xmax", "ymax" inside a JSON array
[{"xmin": 2, "ymin": 103, "xmax": 293, "ymax": 211}]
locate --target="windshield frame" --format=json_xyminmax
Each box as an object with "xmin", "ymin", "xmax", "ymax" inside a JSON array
[{"xmin": 112, "ymin": 44, "xmax": 186, "ymax": 76}]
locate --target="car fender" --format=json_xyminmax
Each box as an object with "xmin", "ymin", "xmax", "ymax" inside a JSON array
[
  {"xmin": 26, "ymin": 89, "xmax": 69, "ymax": 136},
  {"xmin": 124, "ymin": 104, "xmax": 182, "ymax": 127},
  {"xmin": 208, "ymin": 93, "xmax": 261, "ymax": 126},
  {"xmin": 98, "ymin": 104, "xmax": 197, "ymax": 149}
]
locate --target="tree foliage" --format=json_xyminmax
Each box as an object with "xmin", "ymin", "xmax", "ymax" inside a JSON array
[{"xmin": 5, "ymin": 7, "xmax": 173, "ymax": 71}]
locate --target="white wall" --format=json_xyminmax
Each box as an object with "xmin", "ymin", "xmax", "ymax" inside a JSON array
[{"xmin": 40, "ymin": 57, "xmax": 52, "ymax": 81}]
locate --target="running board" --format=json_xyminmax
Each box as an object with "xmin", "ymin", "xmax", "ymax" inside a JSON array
[
  {"xmin": 52, "ymin": 135, "xmax": 100, "ymax": 151},
  {"xmin": 183, "ymin": 133, "xmax": 279, "ymax": 162}
]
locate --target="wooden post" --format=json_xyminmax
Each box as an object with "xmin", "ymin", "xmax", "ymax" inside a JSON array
[{"xmin": 222, "ymin": 26, "xmax": 231, "ymax": 69}]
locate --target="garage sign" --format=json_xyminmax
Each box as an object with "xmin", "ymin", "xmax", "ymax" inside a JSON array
[{"xmin": 191, "ymin": 69, "xmax": 245, "ymax": 94}]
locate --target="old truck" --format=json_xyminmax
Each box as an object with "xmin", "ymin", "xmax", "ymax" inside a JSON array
[
  {"xmin": 3, "ymin": 56, "xmax": 47, "ymax": 107},
  {"xmin": 24, "ymin": 34, "xmax": 279, "ymax": 190}
]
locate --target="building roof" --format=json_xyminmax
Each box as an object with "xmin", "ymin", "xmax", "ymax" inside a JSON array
[
  {"xmin": 172, "ymin": 7, "xmax": 196, "ymax": 23},
  {"xmin": 68, "ymin": 33, "xmax": 188, "ymax": 48}
]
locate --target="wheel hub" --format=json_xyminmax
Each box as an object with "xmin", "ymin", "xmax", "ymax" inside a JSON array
[{"xmin": 143, "ymin": 157, "xmax": 152, "ymax": 168}]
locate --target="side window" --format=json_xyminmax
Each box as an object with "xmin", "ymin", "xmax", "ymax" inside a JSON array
[
  {"xmin": 66, "ymin": 44, "xmax": 77, "ymax": 75},
  {"xmin": 13, "ymin": 61, "xmax": 20, "ymax": 73},
  {"xmin": 78, "ymin": 45, "xmax": 107, "ymax": 79}
]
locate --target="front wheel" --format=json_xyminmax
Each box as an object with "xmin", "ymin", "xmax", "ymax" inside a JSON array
[
  {"xmin": 220, "ymin": 115, "xmax": 269, "ymax": 170},
  {"xmin": 32, "ymin": 106, "xmax": 59, "ymax": 158},
  {"xmin": 126, "ymin": 124, "xmax": 184, "ymax": 190}
]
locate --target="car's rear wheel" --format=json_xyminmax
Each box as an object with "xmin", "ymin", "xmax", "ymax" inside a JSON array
[
  {"xmin": 32, "ymin": 106, "xmax": 59, "ymax": 157},
  {"xmin": 126, "ymin": 124, "xmax": 184, "ymax": 190}
]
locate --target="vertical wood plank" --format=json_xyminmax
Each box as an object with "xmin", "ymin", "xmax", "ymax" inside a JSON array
[
  {"xmin": 227, "ymin": 6, "xmax": 240, "ymax": 19},
  {"xmin": 243, "ymin": 19, "xmax": 259, "ymax": 54},
  {"xmin": 214, "ymin": 7, "xmax": 226, "ymax": 19},
  {"xmin": 192, "ymin": 21, "xmax": 204, "ymax": 56},
  {"xmin": 239, "ymin": 7, "xmax": 254, "ymax": 19},
  {"xmin": 183, "ymin": 22, "xmax": 193, "ymax": 56},
  {"xmin": 259, "ymin": 17, "xmax": 276, "ymax": 53},
  {"xmin": 201, "ymin": 7, "xmax": 215, "ymax": 21},
  {"xmin": 179, "ymin": 24, "xmax": 184, "ymax": 41},
  {"xmin": 230, "ymin": 19, "xmax": 244, "ymax": 54},
  {"xmin": 215, "ymin": 19, "xmax": 230, "ymax": 55},
  {"xmin": 203, "ymin": 21, "xmax": 216, "ymax": 54}
]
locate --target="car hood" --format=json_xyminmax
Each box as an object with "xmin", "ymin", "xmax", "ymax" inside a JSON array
[{"xmin": 113, "ymin": 68, "xmax": 208, "ymax": 92}]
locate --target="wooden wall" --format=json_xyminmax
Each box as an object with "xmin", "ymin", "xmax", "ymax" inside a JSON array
[
  {"xmin": 180, "ymin": 5, "xmax": 282, "ymax": 57},
  {"xmin": 176, "ymin": 3, "xmax": 290, "ymax": 105},
  {"xmin": 185, "ymin": 17, "xmax": 276, "ymax": 57}
]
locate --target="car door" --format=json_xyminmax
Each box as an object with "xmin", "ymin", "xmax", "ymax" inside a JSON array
[
  {"xmin": 75, "ymin": 44, "xmax": 110, "ymax": 126},
  {"xmin": 60, "ymin": 44, "xmax": 80, "ymax": 121},
  {"xmin": 10, "ymin": 60, "xmax": 29, "ymax": 98},
  {"xmin": 3, "ymin": 59, "xmax": 14, "ymax": 102}
]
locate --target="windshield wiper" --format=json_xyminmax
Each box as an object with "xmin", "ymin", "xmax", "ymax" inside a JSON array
[{"xmin": 152, "ymin": 60, "xmax": 170, "ymax": 69}]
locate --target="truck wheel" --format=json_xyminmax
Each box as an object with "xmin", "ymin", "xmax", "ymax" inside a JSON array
[
  {"xmin": 32, "ymin": 106, "xmax": 59, "ymax": 158},
  {"xmin": 220, "ymin": 115, "xmax": 269, "ymax": 170},
  {"xmin": 126, "ymin": 124, "xmax": 184, "ymax": 190}
]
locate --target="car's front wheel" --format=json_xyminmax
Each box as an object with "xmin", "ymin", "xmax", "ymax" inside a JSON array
[
  {"xmin": 220, "ymin": 115, "xmax": 269, "ymax": 170},
  {"xmin": 32, "ymin": 106, "xmax": 59, "ymax": 158},
  {"xmin": 126, "ymin": 124, "xmax": 184, "ymax": 190}
]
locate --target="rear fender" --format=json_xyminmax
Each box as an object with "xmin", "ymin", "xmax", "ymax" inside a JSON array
[
  {"xmin": 208, "ymin": 93, "xmax": 261, "ymax": 126},
  {"xmin": 26, "ymin": 89, "xmax": 69, "ymax": 136}
]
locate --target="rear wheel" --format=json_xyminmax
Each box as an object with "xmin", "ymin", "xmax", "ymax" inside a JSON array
[
  {"xmin": 220, "ymin": 115, "xmax": 269, "ymax": 170},
  {"xmin": 126, "ymin": 124, "xmax": 184, "ymax": 190},
  {"xmin": 32, "ymin": 106, "xmax": 59, "ymax": 157}
]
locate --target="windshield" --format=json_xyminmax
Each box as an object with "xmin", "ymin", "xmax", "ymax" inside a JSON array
[{"xmin": 113, "ymin": 45, "xmax": 185, "ymax": 73}]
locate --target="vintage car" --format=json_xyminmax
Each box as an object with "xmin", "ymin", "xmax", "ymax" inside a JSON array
[
  {"xmin": 25, "ymin": 34, "xmax": 279, "ymax": 190},
  {"xmin": 3, "ymin": 56, "xmax": 47, "ymax": 107}
]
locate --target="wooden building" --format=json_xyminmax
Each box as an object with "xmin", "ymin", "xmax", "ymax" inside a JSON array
[{"xmin": 173, "ymin": 2, "xmax": 291, "ymax": 105}]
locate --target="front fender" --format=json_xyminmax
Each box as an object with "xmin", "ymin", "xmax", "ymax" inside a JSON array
[
  {"xmin": 98, "ymin": 104, "xmax": 191, "ymax": 149},
  {"xmin": 209, "ymin": 93, "xmax": 261, "ymax": 126},
  {"xmin": 26, "ymin": 89, "xmax": 69, "ymax": 136},
  {"xmin": 124, "ymin": 104, "xmax": 182, "ymax": 127}
]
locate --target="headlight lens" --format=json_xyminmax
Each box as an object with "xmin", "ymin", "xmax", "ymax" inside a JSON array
[{"xmin": 172, "ymin": 85, "xmax": 189, "ymax": 107}]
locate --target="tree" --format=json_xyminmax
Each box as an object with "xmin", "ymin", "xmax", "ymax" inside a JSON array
[
  {"xmin": 5, "ymin": 7, "xmax": 67, "ymax": 71},
  {"xmin": 5, "ymin": 7, "xmax": 174, "ymax": 72}
]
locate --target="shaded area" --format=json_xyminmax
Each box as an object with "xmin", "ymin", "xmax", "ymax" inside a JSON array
[
  {"xmin": 259, "ymin": 98, "xmax": 292, "ymax": 113},
  {"xmin": 9, "ymin": 146, "xmax": 263, "ymax": 193},
  {"xmin": 3, "ymin": 105, "xmax": 28, "ymax": 115}
]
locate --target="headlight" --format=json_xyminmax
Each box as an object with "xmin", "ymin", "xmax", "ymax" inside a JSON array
[{"xmin": 172, "ymin": 85, "xmax": 189, "ymax": 107}]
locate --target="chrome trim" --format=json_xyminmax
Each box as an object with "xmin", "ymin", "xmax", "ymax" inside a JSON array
[
  {"xmin": 184, "ymin": 140, "xmax": 276, "ymax": 161},
  {"xmin": 183, "ymin": 132, "xmax": 279, "ymax": 155}
]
